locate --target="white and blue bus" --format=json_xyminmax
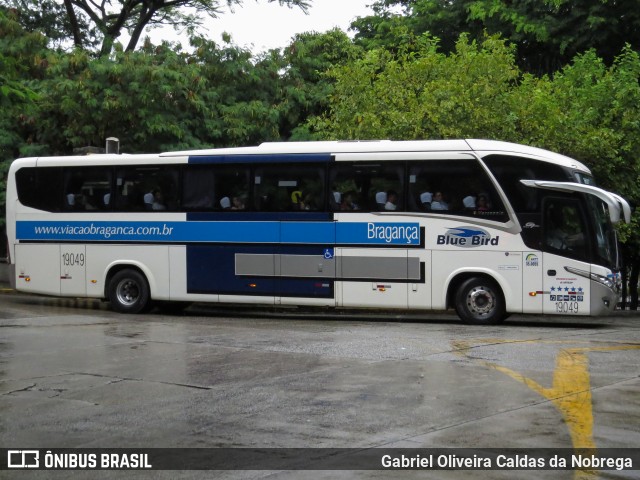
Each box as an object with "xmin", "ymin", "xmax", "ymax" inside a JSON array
[{"xmin": 5, "ymin": 139, "xmax": 631, "ymax": 324}]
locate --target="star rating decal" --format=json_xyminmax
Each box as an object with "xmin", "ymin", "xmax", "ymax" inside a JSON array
[{"xmin": 550, "ymin": 286, "xmax": 584, "ymax": 293}]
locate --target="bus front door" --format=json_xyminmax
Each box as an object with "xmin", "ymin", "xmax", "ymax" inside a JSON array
[{"xmin": 541, "ymin": 198, "xmax": 590, "ymax": 316}]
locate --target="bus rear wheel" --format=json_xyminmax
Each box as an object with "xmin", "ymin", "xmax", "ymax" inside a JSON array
[
  {"xmin": 108, "ymin": 269, "xmax": 151, "ymax": 314},
  {"xmin": 454, "ymin": 277, "xmax": 505, "ymax": 325}
]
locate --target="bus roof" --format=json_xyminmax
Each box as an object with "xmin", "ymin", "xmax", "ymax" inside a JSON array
[
  {"xmin": 11, "ymin": 139, "xmax": 589, "ymax": 174},
  {"xmin": 162, "ymin": 139, "xmax": 590, "ymax": 173}
]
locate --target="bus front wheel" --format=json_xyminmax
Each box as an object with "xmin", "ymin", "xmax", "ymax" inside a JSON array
[
  {"xmin": 108, "ymin": 269, "xmax": 151, "ymax": 314},
  {"xmin": 454, "ymin": 277, "xmax": 505, "ymax": 325}
]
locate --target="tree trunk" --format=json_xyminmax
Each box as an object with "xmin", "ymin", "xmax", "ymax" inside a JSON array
[
  {"xmin": 100, "ymin": 34, "xmax": 117, "ymax": 57},
  {"xmin": 620, "ymin": 265, "xmax": 628, "ymax": 310},
  {"xmin": 630, "ymin": 259, "xmax": 640, "ymax": 310},
  {"xmin": 63, "ymin": 0, "xmax": 83, "ymax": 48},
  {"xmin": 126, "ymin": 7, "xmax": 157, "ymax": 52}
]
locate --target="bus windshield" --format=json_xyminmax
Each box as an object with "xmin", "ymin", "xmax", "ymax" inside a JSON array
[{"xmin": 588, "ymin": 196, "xmax": 619, "ymax": 270}]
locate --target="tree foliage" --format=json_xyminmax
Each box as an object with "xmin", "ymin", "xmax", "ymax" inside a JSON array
[
  {"xmin": 352, "ymin": 0, "xmax": 640, "ymax": 74},
  {"xmin": 1, "ymin": 0, "xmax": 311, "ymax": 56},
  {"xmin": 0, "ymin": 9, "xmax": 46, "ymax": 227},
  {"xmin": 310, "ymin": 34, "xmax": 520, "ymax": 140},
  {"xmin": 280, "ymin": 29, "xmax": 360, "ymax": 140},
  {"xmin": 22, "ymin": 28, "xmax": 357, "ymax": 154}
]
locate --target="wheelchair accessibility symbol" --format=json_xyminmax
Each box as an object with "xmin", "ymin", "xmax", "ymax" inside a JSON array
[{"xmin": 323, "ymin": 248, "xmax": 334, "ymax": 259}]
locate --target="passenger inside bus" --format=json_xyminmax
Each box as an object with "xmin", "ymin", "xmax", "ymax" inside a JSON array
[
  {"xmin": 341, "ymin": 191, "xmax": 359, "ymax": 210},
  {"xmin": 430, "ymin": 191, "xmax": 449, "ymax": 210},
  {"xmin": 152, "ymin": 189, "xmax": 166, "ymax": 210},
  {"xmin": 143, "ymin": 192, "xmax": 154, "ymax": 210},
  {"xmin": 476, "ymin": 194, "xmax": 490, "ymax": 211},
  {"xmin": 385, "ymin": 190, "xmax": 399, "ymax": 210},
  {"xmin": 231, "ymin": 196, "xmax": 245, "ymax": 210},
  {"xmin": 419, "ymin": 192, "xmax": 433, "ymax": 210}
]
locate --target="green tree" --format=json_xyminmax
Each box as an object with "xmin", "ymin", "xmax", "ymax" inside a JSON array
[
  {"xmin": 468, "ymin": 0, "xmax": 640, "ymax": 73},
  {"xmin": 2, "ymin": 0, "xmax": 99, "ymax": 50},
  {"xmin": 279, "ymin": 29, "xmax": 360, "ymax": 140},
  {"xmin": 352, "ymin": 0, "xmax": 640, "ymax": 74},
  {"xmin": 352, "ymin": 0, "xmax": 481, "ymax": 55},
  {"xmin": 188, "ymin": 36, "xmax": 285, "ymax": 146},
  {"xmin": 311, "ymin": 33, "xmax": 519, "ymax": 140},
  {"xmin": 30, "ymin": 41, "xmax": 211, "ymax": 153},
  {"xmin": 0, "ymin": 9, "xmax": 45, "ymax": 228},
  {"xmin": 2, "ymin": 0, "xmax": 311, "ymax": 56},
  {"xmin": 29, "ymin": 33, "xmax": 323, "ymax": 153}
]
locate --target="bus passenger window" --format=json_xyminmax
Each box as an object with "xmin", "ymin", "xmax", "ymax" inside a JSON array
[
  {"xmin": 408, "ymin": 159, "xmax": 508, "ymax": 222},
  {"xmin": 214, "ymin": 166, "xmax": 250, "ymax": 212},
  {"xmin": 330, "ymin": 163, "xmax": 404, "ymax": 212},
  {"xmin": 183, "ymin": 166, "xmax": 216, "ymax": 210},
  {"xmin": 16, "ymin": 167, "xmax": 64, "ymax": 212},
  {"xmin": 254, "ymin": 164, "xmax": 325, "ymax": 212},
  {"xmin": 63, "ymin": 167, "xmax": 112, "ymax": 211},
  {"xmin": 115, "ymin": 166, "xmax": 179, "ymax": 212}
]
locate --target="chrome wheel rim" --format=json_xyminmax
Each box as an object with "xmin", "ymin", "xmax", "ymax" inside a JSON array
[
  {"xmin": 116, "ymin": 278, "xmax": 140, "ymax": 306},
  {"xmin": 466, "ymin": 285, "xmax": 496, "ymax": 317}
]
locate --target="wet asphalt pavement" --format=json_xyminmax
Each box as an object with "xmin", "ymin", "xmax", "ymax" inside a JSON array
[{"xmin": 1, "ymin": 289, "xmax": 639, "ymax": 479}]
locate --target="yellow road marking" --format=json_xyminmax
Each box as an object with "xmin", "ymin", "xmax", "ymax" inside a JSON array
[{"xmin": 453, "ymin": 340, "xmax": 640, "ymax": 479}]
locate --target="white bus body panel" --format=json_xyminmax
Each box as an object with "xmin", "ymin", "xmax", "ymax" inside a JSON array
[
  {"xmin": 86, "ymin": 245, "xmax": 172, "ymax": 301},
  {"xmin": 60, "ymin": 244, "xmax": 87, "ymax": 296},
  {"xmin": 14, "ymin": 244, "xmax": 61, "ymax": 296},
  {"xmin": 522, "ymin": 252, "xmax": 543, "ymax": 314},
  {"xmin": 542, "ymin": 253, "xmax": 591, "ymax": 316},
  {"xmin": 432, "ymin": 251, "xmax": 523, "ymax": 313},
  {"xmin": 408, "ymin": 250, "xmax": 431, "ymax": 310}
]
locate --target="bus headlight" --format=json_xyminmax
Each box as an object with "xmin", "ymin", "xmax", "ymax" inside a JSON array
[
  {"xmin": 565, "ymin": 266, "xmax": 616, "ymax": 290},
  {"xmin": 591, "ymin": 273, "xmax": 615, "ymax": 290}
]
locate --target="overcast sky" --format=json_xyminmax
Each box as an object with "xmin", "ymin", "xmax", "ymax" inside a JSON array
[{"xmin": 147, "ymin": 0, "xmax": 374, "ymax": 53}]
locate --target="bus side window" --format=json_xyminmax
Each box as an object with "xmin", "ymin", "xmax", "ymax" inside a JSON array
[
  {"xmin": 329, "ymin": 163, "xmax": 403, "ymax": 212},
  {"xmin": 254, "ymin": 164, "xmax": 325, "ymax": 212},
  {"xmin": 16, "ymin": 167, "xmax": 64, "ymax": 212},
  {"xmin": 183, "ymin": 166, "xmax": 216, "ymax": 211},
  {"xmin": 215, "ymin": 166, "xmax": 250, "ymax": 212},
  {"xmin": 482, "ymin": 154, "xmax": 570, "ymax": 213},
  {"xmin": 116, "ymin": 166, "xmax": 179, "ymax": 212},
  {"xmin": 63, "ymin": 167, "xmax": 112, "ymax": 211},
  {"xmin": 408, "ymin": 159, "xmax": 508, "ymax": 222}
]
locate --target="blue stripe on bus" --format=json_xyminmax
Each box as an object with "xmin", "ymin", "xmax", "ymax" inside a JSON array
[
  {"xmin": 282, "ymin": 222, "xmax": 336, "ymax": 243},
  {"xmin": 16, "ymin": 220, "xmax": 421, "ymax": 246},
  {"xmin": 188, "ymin": 153, "xmax": 333, "ymax": 164}
]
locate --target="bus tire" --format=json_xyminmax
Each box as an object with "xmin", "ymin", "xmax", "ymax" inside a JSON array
[
  {"xmin": 108, "ymin": 269, "xmax": 151, "ymax": 314},
  {"xmin": 454, "ymin": 277, "xmax": 505, "ymax": 325}
]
